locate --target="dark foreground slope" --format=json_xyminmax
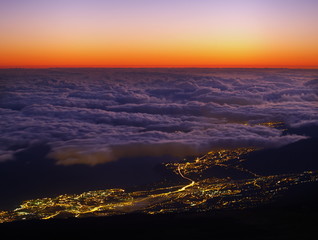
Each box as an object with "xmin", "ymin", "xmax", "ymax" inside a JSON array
[{"xmin": 0, "ymin": 206, "xmax": 317, "ymax": 239}]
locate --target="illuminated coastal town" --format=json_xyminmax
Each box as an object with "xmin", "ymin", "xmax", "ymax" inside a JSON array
[{"xmin": 1, "ymin": 147, "xmax": 317, "ymax": 224}]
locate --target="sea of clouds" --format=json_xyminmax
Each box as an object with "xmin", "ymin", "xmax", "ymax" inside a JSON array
[{"xmin": 0, "ymin": 68, "xmax": 317, "ymax": 166}]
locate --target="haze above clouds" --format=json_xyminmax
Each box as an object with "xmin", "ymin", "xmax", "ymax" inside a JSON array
[{"xmin": 0, "ymin": 69, "xmax": 317, "ymax": 165}]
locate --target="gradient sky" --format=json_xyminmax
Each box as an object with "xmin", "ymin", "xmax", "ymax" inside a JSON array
[{"xmin": 1, "ymin": 0, "xmax": 317, "ymax": 67}]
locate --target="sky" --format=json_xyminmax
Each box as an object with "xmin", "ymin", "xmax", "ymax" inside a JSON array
[{"xmin": 0, "ymin": 0, "xmax": 318, "ymax": 68}]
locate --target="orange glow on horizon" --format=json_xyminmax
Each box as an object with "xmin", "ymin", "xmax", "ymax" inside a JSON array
[
  {"xmin": 1, "ymin": 32, "xmax": 317, "ymax": 68},
  {"xmin": 1, "ymin": 42, "xmax": 317, "ymax": 69},
  {"xmin": 1, "ymin": 65, "xmax": 317, "ymax": 69}
]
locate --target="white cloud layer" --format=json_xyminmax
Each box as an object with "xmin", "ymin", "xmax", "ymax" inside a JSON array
[{"xmin": 0, "ymin": 68, "xmax": 317, "ymax": 165}]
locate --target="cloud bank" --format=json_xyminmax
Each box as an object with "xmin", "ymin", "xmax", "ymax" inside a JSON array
[{"xmin": 0, "ymin": 68, "xmax": 317, "ymax": 165}]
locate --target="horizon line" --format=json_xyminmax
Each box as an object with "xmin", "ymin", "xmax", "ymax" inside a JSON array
[{"xmin": 1, "ymin": 65, "xmax": 318, "ymax": 70}]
